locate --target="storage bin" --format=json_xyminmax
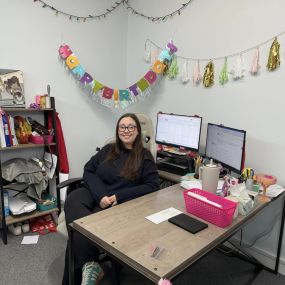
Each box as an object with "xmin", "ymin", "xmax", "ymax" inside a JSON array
[
  {"xmin": 37, "ymin": 194, "xmax": 57, "ymax": 211},
  {"xmin": 183, "ymin": 188, "xmax": 237, "ymax": 228},
  {"xmin": 29, "ymin": 135, "xmax": 53, "ymax": 144}
]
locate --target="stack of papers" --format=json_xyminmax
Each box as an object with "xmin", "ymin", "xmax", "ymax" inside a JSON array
[
  {"xmin": 266, "ymin": 184, "xmax": 285, "ymax": 197},
  {"xmin": 180, "ymin": 180, "xmax": 224, "ymax": 191},
  {"xmin": 181, "ymin": 180, "xmax": 202, "ymax": 190}
]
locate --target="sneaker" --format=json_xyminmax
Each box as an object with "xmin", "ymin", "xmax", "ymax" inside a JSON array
[
  {"xmin": 22, "ymin": 221, "xmax": 30, "ymax": 233},
  {"xmin": 8, "ymin": 223, "xmax": 22, "ymax": 236},
  {"xmin": 81, "ymin": 262, "xmax": 104, "ymax": 285}
]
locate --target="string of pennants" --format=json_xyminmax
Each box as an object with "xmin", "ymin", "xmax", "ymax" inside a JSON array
[
  {"xmin": 58, "ymin": 41, "xmax": 178, "ymax": 109},
  {"xmin": 145, "ymin": 36, "xmax": 282, "ymax": 87}
]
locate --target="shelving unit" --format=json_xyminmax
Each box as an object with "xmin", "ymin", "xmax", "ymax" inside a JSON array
[{"xmin": 0, "ymin": 97, "xmax": 60, "ymax": 244}]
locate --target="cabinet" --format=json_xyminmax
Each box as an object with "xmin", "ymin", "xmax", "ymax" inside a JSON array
[{"xmin": 0, "ymin": 97, "xmax": 60, "ymax": 244}]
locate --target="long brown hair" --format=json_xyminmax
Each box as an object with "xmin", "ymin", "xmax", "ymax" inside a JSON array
[{"xmin": 106, "ymin": 113, "xmax": 144, "ymax": 180}]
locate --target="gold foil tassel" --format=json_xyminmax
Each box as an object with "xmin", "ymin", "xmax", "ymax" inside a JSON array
[
  {"xmin": 267, "ymin": 38, "xmax": 280, "ymax": 71},
  {"xmin": 203, "ymin": 61, "xmax": 214, "ymax": 87}
]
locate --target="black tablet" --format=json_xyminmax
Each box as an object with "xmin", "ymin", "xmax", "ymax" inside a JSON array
[{"xmin": 168, "ymin": 213, "xmax": 208, "ymax": 234}]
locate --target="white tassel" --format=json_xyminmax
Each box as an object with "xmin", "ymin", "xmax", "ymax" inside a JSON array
[
  {"xmin": 192, "ymin": 61, "xmax": 201, "ymax": 85},
  {"xmin": 230, "ymin": 54, "xmax": 246, "ymax": 80},
  {"xmin": 151, "ymin": 46, "xmax": 159, "ymax": 65},
  {"xmin": 181, "ymin": 60, "xmax": 190, "ymax": 84},
  {"xmin": 145, "ymin": 40, "xmax": 151, "ymax": 63},
  {"xmin": 250, "ymin": 48, "xmax": 261, "ymax": 75}
]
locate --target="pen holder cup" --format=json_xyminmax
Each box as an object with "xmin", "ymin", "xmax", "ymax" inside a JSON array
[{"xmin": 183, "ymin": 188, "xmax": 238, "ymax": 228}]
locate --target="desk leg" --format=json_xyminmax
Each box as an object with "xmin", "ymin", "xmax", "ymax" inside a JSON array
[
  {"xmin": 68, "ymin": 224, "xmax": 74, "ymax": 285},
  {"xmin": 274, "ymin": 194, "xmax": 285, "ymax": 273}
]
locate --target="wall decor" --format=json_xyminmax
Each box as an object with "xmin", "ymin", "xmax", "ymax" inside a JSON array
[
  {"xmin": 58, "ymin": 41, "xmax": 177, "ymax": 109},
  {"xmin": 146, "ymin": 33, "xmax": 284, "ymax": 87},
  {"xmin": 34, "ymin": 0, "xmax": 194, "ymax": 22}
]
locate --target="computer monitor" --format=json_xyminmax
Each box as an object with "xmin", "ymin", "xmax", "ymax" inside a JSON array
[
  {"xmin": 205, "ymin": 123, "xmax": 246, "ymax": 174},
  {"xmin": 155, "ymin": 112, "xmax": 202, "ymax": 152}
]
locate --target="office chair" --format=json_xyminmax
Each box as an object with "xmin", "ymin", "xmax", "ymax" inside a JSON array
[{"xmin": 56, "ymin": 113, "xmax": 156, "ymax": 284}]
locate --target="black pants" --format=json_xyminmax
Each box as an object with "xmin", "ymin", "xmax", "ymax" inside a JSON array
[{"xmin": 62, "ymin": 186, "xmax": 103, "ymax": 285}]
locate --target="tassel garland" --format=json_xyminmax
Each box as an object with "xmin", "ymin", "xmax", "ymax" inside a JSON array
[
  {"xmin": 219, "ymin": 57, "xmax": 229, "ymax": 85},
  {"xmin": 267, "ymin": 37, "xmax": 280, "ymax": 71},
  {"xmin": 230, "ymin": 55, "xmax": 245, "ymax": 80},
  {"xmin": 181, "ymin": 60, "xmax": 190, "ymax": 83},
  {"xmin": 250, "ymin": 48, "xmax": 261, "ymax": 75},
  {"xmin": 192, "ymin": 61, "xmax": 202, "ymax": 85},
  {"xmin": 203, "ymin": 61, "xmax": 214, "ymax": 87},
  {"xmin": 167, "ymin": 56, "xmax": 179, "ymax": 79}
]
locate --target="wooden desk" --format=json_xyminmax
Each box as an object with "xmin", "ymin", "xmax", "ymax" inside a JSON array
[{"xmin": 70, "ymin": 184, "xmax": 278, "ymax": 284}]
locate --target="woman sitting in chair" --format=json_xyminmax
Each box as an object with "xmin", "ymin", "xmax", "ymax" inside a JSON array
[{"xmin": 62, "ymin": 113, "xmax": 159, "ymax": 285}]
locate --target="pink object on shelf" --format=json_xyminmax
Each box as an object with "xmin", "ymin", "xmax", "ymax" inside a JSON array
[
  {"xmin": 183, "ymin": 188, "xmax": 237, "ymax": 228},
  {"xmin": 29, "ymin": 135, "xmax": 53, "ymax": 144}
]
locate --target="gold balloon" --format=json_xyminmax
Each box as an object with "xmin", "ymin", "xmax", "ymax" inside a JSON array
[
  {"xmin": 203, "ymin": 61, "xmax": 214, "ymax": 87},
  {"xmin": 267, "ymin": 38, "xmax": 280, "ymax": 71}
]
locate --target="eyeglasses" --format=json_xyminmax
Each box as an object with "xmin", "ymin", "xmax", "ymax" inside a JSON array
[{"xmin": 118, "ymin": 124, "xmax": 137, "ymax": 132}]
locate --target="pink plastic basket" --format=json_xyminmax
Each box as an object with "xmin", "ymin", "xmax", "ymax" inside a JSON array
[
  {"xmin": 29, "ymin": 135, "xmax": 53, "ymax": 144},
  {"xmin": 183, "ymin": 188, "xmax": 237, "ymax": 228}
]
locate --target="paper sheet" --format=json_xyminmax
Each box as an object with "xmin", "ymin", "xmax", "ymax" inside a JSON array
[
  {"xmin": 21, "ymin": 235, "xmax": 39, "ymax": 244},
  {"xmin": 181, "ymin": 180, "xmax": 224, "ymax": 191},
  {"xmin": 266, "ymin": 184, "xmax": 285, "ymax": 197},
  {"xmin": 145, "ymin": 207, "xmax": 182, "ymax": 224},
  {"xmin": 180, "ymin": 180, "xmax": 202, "ymax": 190}
]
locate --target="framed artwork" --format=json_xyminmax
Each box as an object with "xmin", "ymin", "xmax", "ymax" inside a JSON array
[{"xmin": 0, "ymin": 69, "xmax": 25, "ymax": 108}]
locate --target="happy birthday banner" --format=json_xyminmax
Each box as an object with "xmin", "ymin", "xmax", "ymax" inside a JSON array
[{"xmin": 58, "ymin": 41, "xmax": 177, "ymax": 109}]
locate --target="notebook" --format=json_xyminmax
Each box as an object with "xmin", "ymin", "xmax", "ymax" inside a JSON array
[{"xmin": 168, "ymin": 213, "xmax": 208, "ymax": 234}]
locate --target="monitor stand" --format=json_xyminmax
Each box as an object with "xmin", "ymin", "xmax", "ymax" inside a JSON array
[{"xmin": 156, "ymin": 150, "xmax": 194, "ymax": 176}]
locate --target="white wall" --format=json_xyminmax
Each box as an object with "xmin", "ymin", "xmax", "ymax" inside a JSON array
[
  {"xmin": 125, "ymin": 0, "xmax": 285, "ymax": 274},
  {"xmin": 0, "ymin": 0, "xmax": 128, "ymax": 176}
]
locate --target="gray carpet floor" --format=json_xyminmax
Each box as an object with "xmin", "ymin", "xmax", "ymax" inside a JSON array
[{"xmin": 1, "ymin": 231, "xmax": 285, "ymax": 285}]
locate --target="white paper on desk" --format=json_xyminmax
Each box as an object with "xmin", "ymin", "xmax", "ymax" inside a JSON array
[
  {"xmin": 21, "ymin": 235, "xmax": 39, "ymax": 245},
  {"xmin": 145, "ymin": 207, "xmax": 182, "ymax": 224},
  {"xmin": 180, "ymin": 180, "xmax": 202, "ymax": 190},
  {"xmin": 266, "ymin": 184, "xmax": 285, "ymax": 197}
]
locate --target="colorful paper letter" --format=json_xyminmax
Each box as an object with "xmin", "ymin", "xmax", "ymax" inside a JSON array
[
  {"xmin": 72, "ymin": 65, "xmax": 85, "ymax": 78},
  {"xmin": 152, "ymin": 60, "xmax": 166, "ymax": 74},
  {"xmin": 102, "ymin": 87, "xmax": 114, "ymax": 99},
  {"xmin": 119, "ymin": 90, "xmax": 130, "ymax": 101},
  {"xmin": 137, "ymin": 78, "xmax": 149, "ymax": 92},
  {"xmin": 58, "ymin": 44, "xmax": 72, "ymax": 59},
  {"xmin": 93, "ymin": 80, "xmax": 104, "ymax": 93},
  {"xmin": 144, "ymin": 70, "xmax": 157, "ymax": 84},
  {"xmin": 128, "ymin": 84, "xmax": 139, "ymax": 96},
  {"xmin": 66, "ymin": 55, "xmax": 80, "ymax": 69},
  {"xmin": 80, "ymin": 72, "xmax": 93, "ymax": 85}
]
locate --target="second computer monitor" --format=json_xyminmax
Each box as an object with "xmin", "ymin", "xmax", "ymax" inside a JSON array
[
  {"xmin": 205, "ymin": 123, "xmax": 246, "ymax": 174},
  {"xmin": 155, "ymin": 112, "xmax": 202, "ymax": 152}
]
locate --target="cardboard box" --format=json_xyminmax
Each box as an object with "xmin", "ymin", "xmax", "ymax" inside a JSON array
[{"xmin": 0, "ymin": 69, "xmax": 25, "ymax": 107}]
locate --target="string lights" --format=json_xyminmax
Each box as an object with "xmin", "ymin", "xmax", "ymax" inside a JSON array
[
  {"xmin": 124, "ymin": 0, "xmax": 194, "ymax": 22},
  {"xmin": 33, "ymin": 0, "xmax": 194, "ymax": 22},
  {"xmin": 33, "ymin": 0, "xmax": 125, "ymax": 22}
]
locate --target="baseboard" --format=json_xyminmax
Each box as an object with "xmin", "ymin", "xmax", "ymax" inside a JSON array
[{"xmin": 229, "ymin": 237, "xmax": 285, "ymax": 275}]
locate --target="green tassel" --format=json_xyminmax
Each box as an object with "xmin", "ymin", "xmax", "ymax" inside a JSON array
[
  {"xmin": 219, "ymin": 57, "xmax": 228, "ymax": 85},
  {"xmin": 167, "ymin": 56, "xmax": 179, "ymax": 79}
]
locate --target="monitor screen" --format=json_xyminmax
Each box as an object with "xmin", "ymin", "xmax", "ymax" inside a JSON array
[
  {"xmin": 155, "ymin": 112, "xmax": 202, "ymax": 152},
  {"xmin": 205, "ymin": 123, "xmax": 246, "ymax": 174}
]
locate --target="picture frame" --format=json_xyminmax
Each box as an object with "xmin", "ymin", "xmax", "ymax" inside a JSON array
[{"xmin": 0, "ymin": 69, "xmax": 25, "ymax": 108}]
